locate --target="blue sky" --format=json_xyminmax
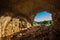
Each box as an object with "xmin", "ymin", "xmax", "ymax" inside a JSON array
[{"xmin": 34, "ymin": 11, "xmax": 52, "ymax": 22}]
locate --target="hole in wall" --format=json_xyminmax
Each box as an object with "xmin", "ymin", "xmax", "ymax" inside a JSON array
[{"xmin": 34, "ymin": 11, "xmax": 53, "ymax": 26}]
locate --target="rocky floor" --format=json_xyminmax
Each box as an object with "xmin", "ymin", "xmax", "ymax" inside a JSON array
[
  {"xmin": 0, "ymin": 26, "xmax": 51, "ymax": 40},
  {"xmin": 1, "ymin": 26, "xmax": 60, "ymax": 40}
]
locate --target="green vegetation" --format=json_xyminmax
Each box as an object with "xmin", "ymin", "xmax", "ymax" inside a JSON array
[{"xmin": 33, "ymin": 20, "xmax": 52, "ymax": 26}]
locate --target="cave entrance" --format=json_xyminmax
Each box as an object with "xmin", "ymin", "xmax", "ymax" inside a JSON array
[{"xmin": 34, "ymin": 11, "xmax": 53, "ymax": 27}]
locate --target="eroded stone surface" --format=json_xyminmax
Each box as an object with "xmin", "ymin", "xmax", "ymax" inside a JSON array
[
  {"xmin": 0, "ymin": 0, "xmax": 60, "ymax": 40},
  {"xmin": 0, "ymin": 16, "xmax": 20, "ymax": 37}
]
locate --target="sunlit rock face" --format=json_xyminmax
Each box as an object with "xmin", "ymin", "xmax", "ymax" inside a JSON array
[
  {"xmin": 0, "ymin": 16, "xmax": 20, "ymax": 37},
  {"xmin": 0, "ymin": 16, "xmax": 12, "ymax": 37},
  {"xmin": 27, "ymin": 22, "xmax": 31, "ymax": 28},
  {"xmin": 0, "ymin": 16, "xmax": 32, "ymax": 38}
]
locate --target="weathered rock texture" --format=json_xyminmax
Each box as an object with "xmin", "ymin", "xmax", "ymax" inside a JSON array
[
  {"xmin": 0, "ymin": 16, "xmax": 20, "ymax": 37},
  {"xmin": 0, "ymin": 0, "xmax": 60, "ymax": 40},
  {"xmin": 0, "ymin": 16, "xmax": 31, "ymax": 38}
]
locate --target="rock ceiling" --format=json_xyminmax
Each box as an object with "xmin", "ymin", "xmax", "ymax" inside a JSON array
[{"xmin": 0, "ymin": 0, "xmax": 60, "ymax": 19}]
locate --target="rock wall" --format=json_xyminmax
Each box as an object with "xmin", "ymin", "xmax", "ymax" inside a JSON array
[
  {"xmin": 0, "ymin": 15, "xmax": 32, "ymax": 38},
  {"xmin": 0, "ymin": 16, "xmax": 20, "ymax": 37},
  {"xmin": 52, "ymin": 13, "xmax": 60, "ymax": 31},
  {"xmin": 51, "ymin": 12, "xmax": 60, "ymax": 40}
]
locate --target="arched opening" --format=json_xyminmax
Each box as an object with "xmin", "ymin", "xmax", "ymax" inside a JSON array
[
  {"xmin": 34, "ymin": 11, "xmax": 53, "ymax": 26},
  {"xmin": 20, "ymin": 20, "xmax": 27, "ymax": 28}
]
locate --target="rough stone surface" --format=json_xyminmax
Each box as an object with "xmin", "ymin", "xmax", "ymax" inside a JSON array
[
  {"xmin": 0, "ymin": 16, "xmax": 20, "ymax": 37},
  {"xmin": 0, "ymin": 0, "xmax": 60, "ymax": 40}
]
